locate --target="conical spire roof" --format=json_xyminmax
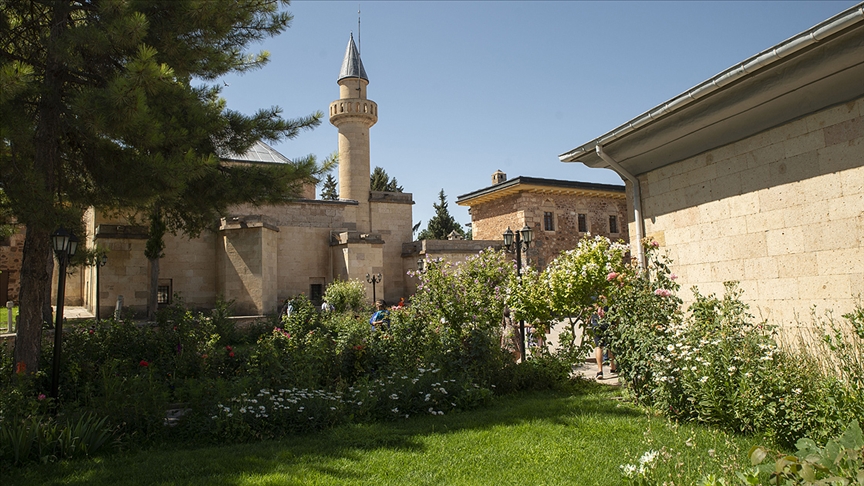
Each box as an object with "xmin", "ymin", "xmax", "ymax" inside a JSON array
[{"xmin": 338, "ymin": 33, "xmax": 368, "ymax": 82}]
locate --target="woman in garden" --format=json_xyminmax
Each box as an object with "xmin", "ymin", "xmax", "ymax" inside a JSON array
[
  {"xmin": 501, "ymin": 308, "xmax": 521, "ymax": 361},
  {"xmin": 369, "ymin": 299, "xmax": 390, "ymax": 330},
  {"xmin": 591, "ymin": 306, "xmax": 616, "ymax": 379}
]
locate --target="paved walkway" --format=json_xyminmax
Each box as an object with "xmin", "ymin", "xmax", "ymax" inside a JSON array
[{"xmin": 543, "ymin": 319, "xmax": 620, "ymax": 386}]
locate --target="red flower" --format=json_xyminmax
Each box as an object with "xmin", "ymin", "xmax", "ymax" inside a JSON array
[
  {"xmin": 225, "ymin": 345, "xmax": 232, "ymax": 351},
  {"xmin": 88, "ymin": 329, "xmax": 94, "ymax": 335},
  {"xmin": 15, "ymin": 362, "xmax": 27, "ymax": 375},
  {"xmin": 228, "ymin": 351, "xmax": 235, "ymax": 358},
  {"xmin": 354, "ymin": 344, "xmax": 365, "ymax": 351},
  {"xmin": 139, "ymin": 360, "xmax": 149, "ymax": 367}
]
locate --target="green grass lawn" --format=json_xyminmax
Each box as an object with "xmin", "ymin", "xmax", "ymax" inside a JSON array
[
  {"xmin": 3, "ymin": 383, "xmax": 763, "ymax": 485},
  {"xmin": 0, "ymin": 306, "xmax": 17, "ymax": 332}
]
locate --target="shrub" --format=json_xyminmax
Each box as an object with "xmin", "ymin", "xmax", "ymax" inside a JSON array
[
  {"xmin": 323, "ymin": 279, "xmax": 366, "ymax": 313},
  {"xmin": 740, "ymin": 420, "xmax": 863, "ymax": 485}
]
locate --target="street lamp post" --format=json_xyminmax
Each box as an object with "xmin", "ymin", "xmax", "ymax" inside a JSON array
[
  {"xmin": 95, "ymin": 254, "xmax": 107, "ymax": 322},
  {"xmin": 503, "ymin": 225, "xmax": 533, "ymax": 361},
  {"xmin": 50, "ymin": 228, "xmax": 78, "ymax": 401},
  {"xmin": 366, "ymin": 273, "xmax": 382, "ymax": 303}
]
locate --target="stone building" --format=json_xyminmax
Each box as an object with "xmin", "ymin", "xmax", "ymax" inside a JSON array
[
  {"xmin": 559, "ymin": 4, "xmax": 864, "ymax": 328},
  {"xmin": 456, "ymin": 171, "xmax": 629, "ymax": 270},
  {"xmin": 60, "ymin": 34, "xmax": 418, "ymax": 317},
  {"xmin": 0, "ymin": 231, "xmax": 24, "ymax": 304}
]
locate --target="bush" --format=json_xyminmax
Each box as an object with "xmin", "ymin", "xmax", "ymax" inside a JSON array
[
  {"xmin": 739, "ymin": 420, "xmax": 863, "ymax": 485},
  {"xmin": 323, "ymin": 279, "xmax": 366, "ymax": 313}
]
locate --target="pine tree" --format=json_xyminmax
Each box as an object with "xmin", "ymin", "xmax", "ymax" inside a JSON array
[
  {"xmin": 370, "ymin": 166, "xmax": 403, "ymax": 192},
  {"xmin": 320, "ymin": 173, "xmax": 338, "ymax": 200},
  {"xmin": 417, "ymin": 190, "xmax": 466, "ymax": 240},
  {"xmin": 0, "ymin": 0, "xmax": 323, "ymax": 374}
]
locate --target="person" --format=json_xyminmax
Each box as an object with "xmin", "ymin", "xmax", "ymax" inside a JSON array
[
  {"xmin": 369, "ymin": 299, "xmax": 390, "ymax": 330},
  {"xmin": 501, "ymin": 308, "xmax": 521, "ymax": 362},
  {"xmin": 321, "ymin": 299, "xmax": 334, "ymax": 312},
  {"xmin": 280, "ymin": 299, "xmax": 293, "ymax": 319},
  {"xmin": 394, "ymin": 297, "xmax": 405, "ymax": 309},
  {"xmin": 590, "ymin": 306, "xmax": 616, "ymax": 380}
]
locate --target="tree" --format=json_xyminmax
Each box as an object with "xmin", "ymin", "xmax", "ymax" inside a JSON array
[
  {"xmin": 320, "ymin": 173, "xmax": 338, "ymax": 200},
  {"xmin": 0, "ymin": 0, "xmax": 322, "ymax": 375},
  {"xmin": 417, "ymin": 190, "xmax": 465, "ymax": 240},
  {"xmin": 370, "ymin": 166, "xmax": 402, "ymax": 192}
]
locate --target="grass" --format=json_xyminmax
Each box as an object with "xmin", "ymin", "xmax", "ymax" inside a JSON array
[
  {"xmin": 3, "ymin": 382, "xmax": 764, "ymax": 486},
  {"xmin": 0, "ymin": 306, "xmax": 17, "ymax": 332}
]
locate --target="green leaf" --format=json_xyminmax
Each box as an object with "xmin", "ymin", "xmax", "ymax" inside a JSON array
[
  {"xmin": 837, "ymin": 420, "xmax": 863, "ymax": 450},
  {"xmin": 749, "ymin": 446, "xmax": 768, "ymax": 466}
]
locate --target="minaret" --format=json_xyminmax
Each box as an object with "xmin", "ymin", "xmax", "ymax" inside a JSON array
[{"xmin": 330, "ymin": 34, "xmax": 377, "ymax": 233}]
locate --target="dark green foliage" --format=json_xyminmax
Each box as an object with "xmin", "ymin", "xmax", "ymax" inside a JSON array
[
  {"xmin": 0, "ymin": 0, "xmax": 326, "ymax": 373},
  {"xmin": 416, "ymin": 189, "xmax": 465, "ymax": 240},
  {"xmin": 319, "ymin": 173, "xmax": 338, "ymax": 200},
  {"xmin": 370, "ymin": 166, "xmax": 403, "ymax": 192}
]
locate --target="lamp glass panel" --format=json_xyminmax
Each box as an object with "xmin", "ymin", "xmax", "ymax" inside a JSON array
[
  {"xmin": 521, "ymin": 225, "xmax": 533, "ymax": 244},
  {"xmin": 502, "ymin": 227, "xmax": 514, "ymax": 247}
]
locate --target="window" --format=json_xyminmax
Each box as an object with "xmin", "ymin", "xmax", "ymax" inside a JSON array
[
  {"xmin": 609, "ymin": 215, "xmax": 619, "ymax": 234},
  {"xmin": 157, "ymin": 281, "xmax": 172, "ymax": 305},
  {"xmin": 578, "ymin": 213, "xmax": 587, "ymax": 233},
  {"xmin": 310, "ymin": 284, "xmax": 323, "ymax": 304},
  {"xmin": 543, "ymin": 212, "xmax": 555, "ymax": 231}
]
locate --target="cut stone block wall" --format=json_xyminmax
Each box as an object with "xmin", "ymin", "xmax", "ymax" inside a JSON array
[
  {"xmin": 470, "ymin": 192, "xmax": 629, "ymax": 269},
  {"xmin": 638, "ymin": 96, "xmax": 863, "ymax": 328}
]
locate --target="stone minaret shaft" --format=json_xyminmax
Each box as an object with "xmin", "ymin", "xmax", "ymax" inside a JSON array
[{"xmin": 330, "ymin": 34, "xmax": 377, "ymax": 233}]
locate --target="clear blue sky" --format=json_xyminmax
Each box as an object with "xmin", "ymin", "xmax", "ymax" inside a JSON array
[{"xmin": 217, "ymin": 0, "xmax": 860, "ymax": 234}]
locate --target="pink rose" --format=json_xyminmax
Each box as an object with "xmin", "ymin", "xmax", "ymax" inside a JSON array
[{"xmin": 606, "ymin": 272, "xmax": 618, "ymax": 281}]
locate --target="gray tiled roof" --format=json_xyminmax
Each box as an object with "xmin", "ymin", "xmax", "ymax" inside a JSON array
[
  {"xmin": 219, "ymin": 140, "xmax": 291, "ymax": 164},
  {"xmin": 338, "ymin": 33, "xmax": 368, "ymax": 82}
]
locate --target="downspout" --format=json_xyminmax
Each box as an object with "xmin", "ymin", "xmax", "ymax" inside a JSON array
[{"xmin": 595, "ymin": 145, "xmax": 646, "ymax": 271}]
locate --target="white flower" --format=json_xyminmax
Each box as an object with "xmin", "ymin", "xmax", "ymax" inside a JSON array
[{"xmin": 639, "ymin": 450, "xmax": 658, "ymax": 465}]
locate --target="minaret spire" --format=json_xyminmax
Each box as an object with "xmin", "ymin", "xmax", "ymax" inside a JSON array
[{"xmin": 338, "ymin": 33, "xmax": 367, "ymax": 82}]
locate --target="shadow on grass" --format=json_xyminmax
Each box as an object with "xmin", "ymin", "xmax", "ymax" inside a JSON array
[{"xmin": 5, "ymin": 381, "xmax": 643, "ymax": 486}]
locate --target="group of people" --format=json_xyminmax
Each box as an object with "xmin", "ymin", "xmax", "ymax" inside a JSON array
[{"xmin": 500, "ymin": 304, "xmax": 616, "ymax": 380}]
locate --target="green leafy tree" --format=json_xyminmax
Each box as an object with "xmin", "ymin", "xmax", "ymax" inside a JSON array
[
  {"xmin": 417, "ymin": 190, "xmax": 465, "ymax": 240},
  {"xmin": 541, "ymin": 235, "xmax": 630, "ymax": 362},
  {"xmin": 320, "ymin": 173, "xmax": 338, "ymax": 200},
  {"xmin": 0, "ymin": 0, "xmax": 322, "ymax": 374},
  {"xmin": 370, "ymin": 166, "xmax": 402, "ymax": 192}
]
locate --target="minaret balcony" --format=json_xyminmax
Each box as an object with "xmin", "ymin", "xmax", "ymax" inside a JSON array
[{"xmin": 329, "ymin": 98, "xmax": 378, "ymax": 127}]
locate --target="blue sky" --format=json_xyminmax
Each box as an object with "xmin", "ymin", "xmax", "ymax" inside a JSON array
[{"xmin": 217, "ymin": 0, "xmax": 860, "ymax": 234}]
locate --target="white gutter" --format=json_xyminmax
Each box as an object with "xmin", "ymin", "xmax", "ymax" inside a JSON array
[
  {"xmin": 596, "ymin": 145, "xmax": 646, "ymax": 271},
  {"xmin": 559, "ymin": 2, "xmax": 864, "ymax": 163}
]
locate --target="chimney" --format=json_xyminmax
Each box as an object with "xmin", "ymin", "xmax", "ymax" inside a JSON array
[{"xmin": 492, "ymin": 170, "xmax": 507, "ymax": 185}]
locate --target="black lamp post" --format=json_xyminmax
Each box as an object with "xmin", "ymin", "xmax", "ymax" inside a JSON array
[
  {"xmin": 50, "ymin": 228, "xmax": 78, "ymax": 401},
  {"xmin": 366, "ymin": 273, "xmax": 382, "ymax": 303},
  {"xmin": 503, "ymin": 224, "xmax": 533, "ymax": 361},
  {"xmin": 95, "ymin": 253, "xmax": 107, "ymax": 322}
]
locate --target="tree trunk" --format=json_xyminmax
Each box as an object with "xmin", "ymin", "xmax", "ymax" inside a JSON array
[
  {"xmin": 145, "ymin": 207, "xmax": 165, "ymax": 321},
  {"xmin": 15, "ymin": 227, "xmax": 51, "ymax": 375},
  {"xmin": 13, "ymin": 2, "xmax": 69, "ymax": 377},
  {"xmin": 147, "ymin": 256, "xmax": 159, "ymax": 320}
]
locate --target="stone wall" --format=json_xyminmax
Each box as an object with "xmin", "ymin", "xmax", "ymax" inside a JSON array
[
  {"xmin": 638, "ymin": 96, "xmax": 864, "ymax": 328},
  {"xmin": 370, "ymin": 191, "xmax": 414, "ymax": 303},
  {"xmin": 471, "ymin": 192, "xmax": 629, "ymax": 269},
  {"xmin": 0, "ymin": 229, "xmax": 25, "ymax": 303}
]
